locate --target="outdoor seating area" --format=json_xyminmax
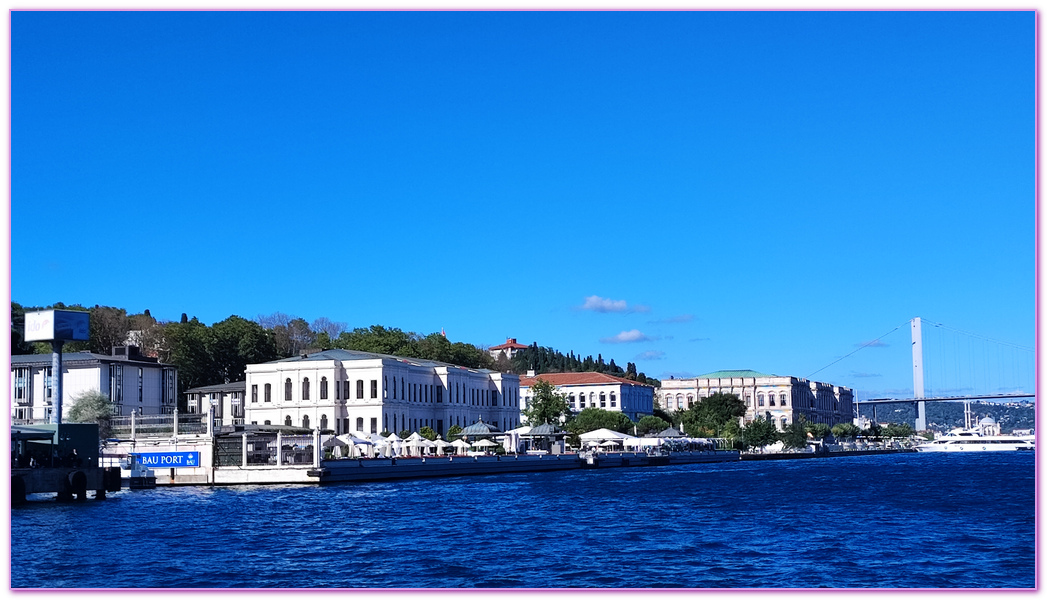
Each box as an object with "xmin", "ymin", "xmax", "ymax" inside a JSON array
[{"xmin": 322, "ymin": 430, "xmax": 506, "ymax": 459}]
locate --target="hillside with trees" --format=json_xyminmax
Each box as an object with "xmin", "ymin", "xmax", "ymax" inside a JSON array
[
  {"xmin": 508, "ymin": 342, "xmax": 660, "ymax": 387},
  {"xmin": 12, "ymin": 302, "xmax": 659, "ymax": 413}
]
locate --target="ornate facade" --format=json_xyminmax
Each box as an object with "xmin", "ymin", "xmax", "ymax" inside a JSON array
[{"xmin": 657, "ymin": 370, "xmax": 853, "ymax": 431}]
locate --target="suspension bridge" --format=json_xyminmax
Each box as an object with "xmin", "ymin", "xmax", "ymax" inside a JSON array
[{"xmin": 814, "ymin": 317, "xmax": 1035, "ymax": 430}]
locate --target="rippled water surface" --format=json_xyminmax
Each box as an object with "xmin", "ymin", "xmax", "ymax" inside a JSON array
[{"xmin": 10, "ymin": 452, "xmax": 1035, "ymax": 588}]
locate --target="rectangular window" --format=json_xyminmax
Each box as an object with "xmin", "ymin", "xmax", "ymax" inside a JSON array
[
  {"xmin": 265, "ymin": 383, "xmax": 272, "ymax": 402},
  {"xmin": 138, "ymin": 368, "xmax": 144, "ymax": 402},
  {"xmin": 371, "ymin": 380, "xmax": 378, "ymax": 399},
  {"xmin": 357, "ymin": 380, "xmax": 364, "ymax": 399},
  {"xmin": 44, "ymin": 367, "xmax": 52, "ymax": 400},
  {"xmin": 370, "ymin": 417, "xmax": 378, "ymax": 434},
  {"xmin": 436, "ymin": 386, "xmax": 443, "ymax": 403},
  {"xmin": 252, "ymin": 385, "xmax": 258, "ymax": 403}
]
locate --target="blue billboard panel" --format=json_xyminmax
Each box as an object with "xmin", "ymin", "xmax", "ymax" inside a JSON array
[{"xmin": 135, "ymin": 452, "xmax": 200, "ymax": 468}]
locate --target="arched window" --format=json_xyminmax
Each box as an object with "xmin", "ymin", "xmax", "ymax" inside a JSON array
[
  {"xmin": 686, "ymin": 394, "xmax": 694, "ymax": 409},
  {"xmin": 599, "ymin": 393, "xmax": 606, "ymax": 408},
  {"xmin": 264, "ymin": 383, "xmax": 272, "ymax": 402},
  {"xmin": 780, "ymin": 417, "xmax": 788, "ymax": 431},
  {"xmin": 284, "ymin": 415, "xmax": 292, "ymax": 426},
  {"xmin": 356, "ymin": 417, "xmax": 364, "ymax": 432},
  {"xmin": 780, "ymin": 394, "xmax": 788, "ymax": 406},
  {"xmin": 320, "ymin": 414, "xmax": 328, "ymax": 431},
  {"xmin": 676, "ymin": 394, "xmax": 684, "ymax": 410},
  {"xmin": 610, "ymin": 392, "xmax": 617, "ymax": 407},
  {"xmin": 768, "ymin": 394, "xmax": 775, "ymax": 406},
  {"xmin": 303, "ymin": 415, "xmax": 310, "ymax": 429},
  {"xmin": 758, "ymin": 394, "xmax": 765, "ymax": 407},
  {"xmin": 264, "ymin": 420, "xmax": 271, "ymax": 425},
  {"xmin": 302, "ymin": 378, "xmax": 310, "ymax": 401},
  {"xmin": 568, "ymin": 394, "xmax": 575, "ymax": 408},
  {"xmin": 321, "ymin": 377, "xmax": 328, "ymax": 400},
  {"xmin": 285, "ymin": 379, "xmax": 292, "ymax": 402}
]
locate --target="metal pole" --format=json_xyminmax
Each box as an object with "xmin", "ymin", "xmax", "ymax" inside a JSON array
[{"xmin": 50, "ymin": 341, "xmax": 64, "ymax": 424}]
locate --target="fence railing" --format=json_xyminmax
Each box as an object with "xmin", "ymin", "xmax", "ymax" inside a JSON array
[{"xmin": 109, "ymin": 413, "xmax": 209, "ymax": 438}]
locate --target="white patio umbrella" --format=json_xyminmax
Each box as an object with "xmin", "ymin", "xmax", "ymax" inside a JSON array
[
  {"xmin": 451, "ymin": 439, "xmax": 471, "ymax": 455},
  {"xmin": 472, "ymin": 439, "xmax": 498, "ymax": 452},
  {"xmin": 433, "ymin": 439, "xmax": 453, "ymax": 456}
]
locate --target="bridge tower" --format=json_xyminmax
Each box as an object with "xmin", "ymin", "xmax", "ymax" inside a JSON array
[{"xmin": 912, "ymin": 317, "xmax": 927, "ymax": 430}]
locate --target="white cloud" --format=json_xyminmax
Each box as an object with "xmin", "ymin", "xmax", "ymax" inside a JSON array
[
  {"xmin": 600, "ymin": 329, "xmax": 652, "ymax": 343},
  {"xmin": 582, "ymin": 295, "xmax": 628, "ymax": 312},
  {"xmin": 635, "ymin": 350, "xmax": 665, "ymax": 360},
  {"xmin": 580, "ymin": 295, "xmax": 649, "ymax": 313}
]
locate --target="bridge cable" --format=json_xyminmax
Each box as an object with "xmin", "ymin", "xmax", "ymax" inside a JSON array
[{"xmin": 807, "ymin": 321, "xmax": 908, "ymax": 380}]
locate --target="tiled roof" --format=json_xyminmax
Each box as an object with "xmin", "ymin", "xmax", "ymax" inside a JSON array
[
  {"xmin": 697, "ymin": 370, "xmax": 776, "ymax": 379},
  {"xmin": 520, "ymin": 372, "xmax": 653, "ymax": 388},
  {"xmin": 489, "ymin": 340, "xmax": 528, "ymax": 350}
]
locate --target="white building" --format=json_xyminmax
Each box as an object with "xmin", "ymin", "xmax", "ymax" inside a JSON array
[
  {"xmin": 10, "ymin": 346, "xmax": 179, "ymax": 422},
  {"xmin": 657, "ymin": 370, "xmax": 854, "ymax": 431},
  {"xmin": 243, "ymin": 349, "xmax": 521, "ymax": 437},
  {"xmin": 519, "ymin": 372, "xmax": 655, "ymax": 422},
  {"xmin": 488, "ymin": 337, "xmax": 528, "ymax": 361},
  {"xmin": 185, "ymin": 382, "xmax": 246, "ymax": 426}
]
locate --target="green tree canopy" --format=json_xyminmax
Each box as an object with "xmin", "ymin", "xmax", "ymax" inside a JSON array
[
  {"xmin": 566, "ymin": 408, "xmax": 635, "ymax": 435},
  {"xmin": 419, "ymin": 426, "xmax": 437, "ymax": 441},
  {"xmin": 679, "ymin": 392, "xmax": 747, "ymax": 438},
  {"xmin": 882, "ymin": 422, "xmax": 915, "ymax": 438},
  {"xmin": 66, "ymin": 390, "xmax": 113, "ymax": 440},
  {"xmin": 636, "ymin": 415, "xmax": 670, "ymax": 436},
  {"xmin": 780, "ymin": 418, "xmax": 809, "ymax": 450},
  {"xmin": 831, "ymin": 422, "xmax": 861, "ymax": 440},
  {"xmin": 806, "ymin": 422, "xmax": 831, "ymax": 440},
  {"xmin": 522, "ymin": 378, "xmax": 572, "ymax": 426},
  {"xmin": 741, "ymin": 417, "xmax": 779, "ymax": 448},
  {"xmin": 447, "ymin": 424, "xmax": 463, "ymax": 440}
]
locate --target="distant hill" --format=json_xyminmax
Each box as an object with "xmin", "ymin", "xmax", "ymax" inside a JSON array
[{"xmin": 858, "ymin": 400, "xmax": 1034, "ymax": 433}]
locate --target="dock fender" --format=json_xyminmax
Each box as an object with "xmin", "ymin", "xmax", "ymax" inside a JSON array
[
  {"xmin": 11, "ymin": 475, "xmax": 26, "ymax": 504},
  {"xmin": 67, "ymin": 470, "xmax": 88, "ymax": 495}
]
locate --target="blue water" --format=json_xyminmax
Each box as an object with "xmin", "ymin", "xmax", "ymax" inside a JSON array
[{"xmin": 10, "ymin": 452, "xmax": 1036, "ymax": 588}]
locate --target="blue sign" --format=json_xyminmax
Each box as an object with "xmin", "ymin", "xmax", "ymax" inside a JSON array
[{"xmin": 135, "ymin": 452, "xmax": 200, "ymax": 468}]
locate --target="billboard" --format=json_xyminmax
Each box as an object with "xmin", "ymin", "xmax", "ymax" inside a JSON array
[{"xmin": 24, "ymin": 310, "xmax": 90, "ymax": 342}]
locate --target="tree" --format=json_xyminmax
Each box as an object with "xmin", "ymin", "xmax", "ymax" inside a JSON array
[
  {"xmin": 636, "ymin": 415, "xmax": 669, "ymax": 436},
  {"xmin": 89, "ymin": 306, "xmax": 130, "ymax": 354},
  {"xmin": 522, "ymin": 379, "xmax": 571, "ymax": 426},
  {"xmin": 781, "ymin": 418, "xmax": 809, "ymax": 450},
  {"xmin": 680, "ymin": 392, "xmax": 747, "ymax": 438},
  {"xmin": 447, "ymin": 424, "xmax": 463, "ymax": 440},
  {"xmin": 831, "ymin": 422, "xmax": 861, "ymax": 440},
  {"xmin": 66, "ymin": 390, "xmax": 113, "ymax": 441},
  {"xmin": 209, "ymin": 315, "xmax": 278, "ymax": 383},
  {"xmin": 419, "ymin": 426, "xmax": 437, "ymax": 441},
  {"xmin": 311, "ymin": 317, "xmax": 347, "ymax": 340},
  {"xmin": 741, "ymin": 417, "xmax": 779, "ymax": 449},
  {"xmin": 165, "ymin": 317, "xmax": 213, "ymax": 403},
  {"xmin": 566, "ymin": 408, "xmax": 635, "ymax": 435},
  {"xmin": 806, "ymin": 422, "xmax": 831, "ymax": 440},
  {"xmin": 883, "ymin": 422, "xmax": 915, "ymax": 438}
]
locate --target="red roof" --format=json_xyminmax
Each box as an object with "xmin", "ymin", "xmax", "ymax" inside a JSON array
[
  {"xmin": 520, "ymin": 372, "xmax": 653, "ymax": 388},
  {"xmin": 490, "ymin": 338, "xmax": 528, "ymax": 350}
]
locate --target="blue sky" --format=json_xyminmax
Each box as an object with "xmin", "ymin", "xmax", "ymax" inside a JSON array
[{"xmin": 10, "ymin": 10, "xmax": 1036, "ymax": 400}]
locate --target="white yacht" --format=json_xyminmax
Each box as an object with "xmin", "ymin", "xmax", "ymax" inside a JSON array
[{"xmin": 916, "ymin": 406, "xmax": 1034, "ymax": 452}]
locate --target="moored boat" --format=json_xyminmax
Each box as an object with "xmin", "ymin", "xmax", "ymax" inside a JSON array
[{"xmin": 916, "ymin": 406, "xmax": 1034, "ymax": 452}]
